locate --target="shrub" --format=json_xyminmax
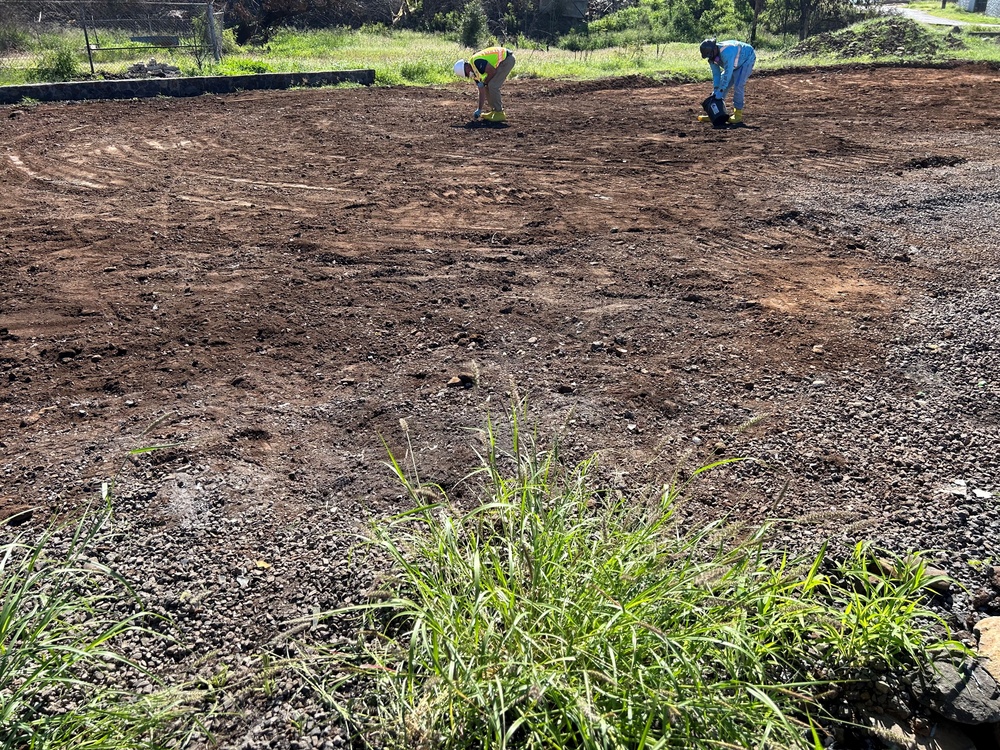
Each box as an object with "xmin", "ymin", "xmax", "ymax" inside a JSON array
[
  {"xmin": 698, "ymin": 0, "xmax": 753, "ymax": 40},
  {"xmin": 558, "ymin": 29, "xmax": 606, "ymax": 54},
  {"xmin": 459, "ymin": 0, "xmax": 489, "ymax": 49},
  {"xmin": 670, "ymin": 3, "xmax": 703, "ymax": 42},
  {"xmin": 360, "ymin": 22, "xmax": 394, "ymax": 36},
  {"xmin": 27, "ymin": 47, "xmax": 80, "ymax": 82}
]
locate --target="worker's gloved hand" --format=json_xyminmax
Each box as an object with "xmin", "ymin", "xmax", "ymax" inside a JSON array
[
  {"xmin": 714, "ymin": 89, "xmax": 725, "ymax": 100},
  {"xmin": 473, "ymin": 109, "xmax": 482, "ymax": 118}
]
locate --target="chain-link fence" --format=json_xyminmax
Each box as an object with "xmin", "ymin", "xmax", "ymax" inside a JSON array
[{"xmin": 0, "ymin": 1, "xmax": 223, "ymax": 85}]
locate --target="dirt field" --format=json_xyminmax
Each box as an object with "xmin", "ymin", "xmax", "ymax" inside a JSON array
[{"xmin": 2, "ymin": 64, "xmax": 1000, "ymax": 746}]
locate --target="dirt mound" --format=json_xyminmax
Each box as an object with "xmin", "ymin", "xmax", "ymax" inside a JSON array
[{"xmin": 785, "ymin": 17, "xmax": 955, "ymax": 58}]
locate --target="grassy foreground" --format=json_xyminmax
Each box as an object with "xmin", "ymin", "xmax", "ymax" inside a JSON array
[
  {"xmin": 288, "ymin": 406, "xmax": 961, "ymax": 749},
  {"xmin": 0, "ymin": 407, "xmax": 966, "ymax": 748},
  {"xmin": 0, "ymin": 495, "xmax": 198, "ymax": 749}
]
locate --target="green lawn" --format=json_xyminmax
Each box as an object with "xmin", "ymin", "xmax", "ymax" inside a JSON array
[
  {"xmin": 209, "ymin": 28, "xmax": 714, "ymax": 86},
  {"xmin": 908, "ymin": 0, "xmax": 1000, "ymax": 24},
  {"xmin": 3, "ymin": 21, "xmax": 1000, "ymax": 88}
]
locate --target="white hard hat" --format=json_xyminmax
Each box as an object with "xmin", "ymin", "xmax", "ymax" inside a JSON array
[{"xmin": 453, "ymin": 59, "xmax": 468, "ymax": 77}]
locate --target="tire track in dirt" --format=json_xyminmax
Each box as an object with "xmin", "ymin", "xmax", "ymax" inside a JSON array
[{"xmin": 5, "ymin": 153, "xmax": 109, "ymax": 189}]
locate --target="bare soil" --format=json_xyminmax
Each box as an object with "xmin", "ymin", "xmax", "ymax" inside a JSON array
[{"xmin": 2, "ymin": 64, "xmax": 1000, "ymax": 746}]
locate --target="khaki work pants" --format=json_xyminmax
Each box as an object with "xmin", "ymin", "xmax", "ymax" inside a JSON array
[{"xmin": 485, "ymin": 53, "xmax": 515, "ymax": 113}]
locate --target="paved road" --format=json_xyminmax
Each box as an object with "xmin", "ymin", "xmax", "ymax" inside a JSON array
[{"xmin": 880, "ymin": 3, "xmax": 1000, "ymax": 25}]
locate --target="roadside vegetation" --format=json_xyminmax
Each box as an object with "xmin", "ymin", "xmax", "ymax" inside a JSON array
[{"xmin": 907, "ymin": 0, "xmax": 1000, "ymax": 24}]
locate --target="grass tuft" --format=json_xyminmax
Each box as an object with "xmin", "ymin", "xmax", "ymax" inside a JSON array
[
  {"xmin": 289, "ymin": 403, "xmax": 962, "ymax": 749},
  {"xmin": 0, "ymin": 499, "xmax": 200, "ymax": 749}
]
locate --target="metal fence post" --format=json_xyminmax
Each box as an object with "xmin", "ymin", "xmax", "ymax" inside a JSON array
[
  {"xmin": 206, "ymin": 1, "xmax": 223, "ymax": 62},
  {"xmin": 81, "ymin": 6, "xmax": 95, "ymax": 75}
]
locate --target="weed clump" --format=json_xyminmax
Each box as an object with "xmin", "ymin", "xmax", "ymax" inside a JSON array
[
  {"xmin": 296, "ymin": 406, "xmax": 961, "ymax": 749},
  {"xmin": 0, "ymin": 499, "xmax": 196, "ymax": 748},
  {"xmin": 27, "ymin": 47, "xmax": 80, "ymax": 82}
]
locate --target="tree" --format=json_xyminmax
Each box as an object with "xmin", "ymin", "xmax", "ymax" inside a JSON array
[
  {"xmin": 459, "ymin": 0, "xmax": 488, "ymax": 46},
  {"xmin": 748, "ymin": 0, "xmax": 764, "ymax": 42}
]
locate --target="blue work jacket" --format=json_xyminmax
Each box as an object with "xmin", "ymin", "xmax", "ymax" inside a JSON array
[{"xmin": 710, "ymin": 40, "xmax": 755, "ymax": 97}]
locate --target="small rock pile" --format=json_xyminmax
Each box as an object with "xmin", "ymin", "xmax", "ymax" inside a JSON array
[{"xmin": 126, "ymin": 59, "xmax": 181, "ymax": 79}]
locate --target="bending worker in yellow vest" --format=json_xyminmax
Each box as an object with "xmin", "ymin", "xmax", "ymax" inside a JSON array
[{"xmin": 453, "ymin": 47, "xmax": 516, "ymax": 123}]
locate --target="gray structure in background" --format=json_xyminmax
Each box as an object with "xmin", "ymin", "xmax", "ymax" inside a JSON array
[
  {"xmin": 0, "ymin": 69, "xmax": 375, "ymax": 106},
  {"xmin": 954, "ymin": 0, "xmax": 1000, "ymax": 16}
]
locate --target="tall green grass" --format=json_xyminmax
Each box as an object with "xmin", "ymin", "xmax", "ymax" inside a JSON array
[
  {"xmin": 289, "ymin": 405, "xmax": 960, "ymax": 749},
  {"xmin": 25, "ymin": 47, "xmax": 80, "ymax": 82},
  {"xmin": 219, "ymin": 29, "xmax": 713, "ymax": 83},
  {"xmin": 0, "ymin": 498, "xmax": 197, "ymax": 749},
  {"xmin": 4, "ymin": 21, "xmax": 1000, "ymax": 87}
]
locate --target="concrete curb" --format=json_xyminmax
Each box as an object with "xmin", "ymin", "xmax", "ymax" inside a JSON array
[{"xmin": 0, "ymin": 69, "xmax": 375, "ymax": 106}]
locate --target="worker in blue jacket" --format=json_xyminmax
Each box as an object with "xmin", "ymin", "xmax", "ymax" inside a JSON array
[{"xmin": 698, "ymin": 38, "xmax": 756, "ymax": 124}]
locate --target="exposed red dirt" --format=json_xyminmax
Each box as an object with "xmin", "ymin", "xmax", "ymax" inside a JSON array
[
  {"xmin": 1, "ymin": 64, "xmax": 996, "ymax": 513},
  {"xmin": 2, "ymin": 66, "xmax": 1000, "ymax": 696}
]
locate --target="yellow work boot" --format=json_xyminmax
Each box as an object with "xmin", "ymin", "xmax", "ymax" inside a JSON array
[
  {"xmin": 485, "ymin": 111, "xmax": 507, "ymax": 122},
  {"xmin": 697, "ymin": 114, "xmax": 711, "ymax": 122},
  {"xmin": 728, "ymin": 108, "xmax": 743, "ymax": 124}
]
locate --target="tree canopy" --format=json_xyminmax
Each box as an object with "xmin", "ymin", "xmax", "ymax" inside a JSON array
[{"xmin": 221, "ymin": 0, "xmax": 874, "ymax": 46}]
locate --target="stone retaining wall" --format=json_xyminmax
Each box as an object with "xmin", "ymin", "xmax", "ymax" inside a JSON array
[{"xmin": 0, "ymin": 69, "xmax": 375, "ymax": 106}]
